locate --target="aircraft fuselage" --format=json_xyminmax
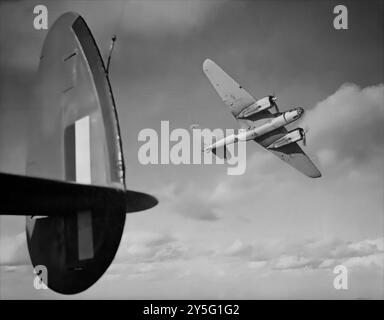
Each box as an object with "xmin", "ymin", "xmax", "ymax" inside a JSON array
[{"xmin": 204, "ymin": 107, "xmax": 304, "ymax": 151}]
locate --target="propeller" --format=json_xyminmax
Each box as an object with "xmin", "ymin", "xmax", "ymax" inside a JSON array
[
  {"xmin": 302, "ymin": 127, "xmax": 309, "ymax": 146},
  {"xmin": 106, "ymin": 34, "xmax": 117, "ymax": 73},
  {"xmin": 269, "ymin": 93, "xmax": 279, "ymax": 113}
]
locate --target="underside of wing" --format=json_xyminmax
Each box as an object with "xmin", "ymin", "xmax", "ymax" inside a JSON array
[
  {"xmin": 203, "ymin": 59, "xmax": 255, "ymax": 118},
  {"xmin": 254, "ymin": 128, "xmax": 321, "ymax": 178}
]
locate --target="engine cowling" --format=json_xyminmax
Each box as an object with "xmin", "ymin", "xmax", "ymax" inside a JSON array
[
  {"xmin": 237, "ymin": 96, "xmax": 277, "ymax": 118},
  {"xmin": 267, "ymin": 128, "xmax": 304, "ymax": 149}
]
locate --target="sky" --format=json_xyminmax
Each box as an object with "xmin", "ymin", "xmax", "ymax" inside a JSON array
[{"xmin": 0, "ymin": 0, "xmax": 383, "ymax": 299}]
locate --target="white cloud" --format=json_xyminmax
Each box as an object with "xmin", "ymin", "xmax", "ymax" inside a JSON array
[
  {"xmin": 273, "ymin": 255, "xmax": 311, "ymax": 270},
  {"xmin": 224, "ymin": 239, "xmax": 253, "ymax": 257},
  {"xmin": 211, "ymin": 83, "xmax": 384, "ymax": 205},
  {"xmin": 0, "ymin": 232, "xmax": 29, "ymax": 267},
  {"xmin": 343, "ymin": 253, "xmax": 384, "ymax": 269},
  {"xmin": 114, "ymin": 230, "xmax": 190, "ymax": 264},
  {"xmin": 318, "ymin": 259, "xmax": 336, "ymax": 269},
  {"xmin": 305, "ymin": 83, "xmax": 384, "ymax": 169},
  {"xmin": 216, "ymin": 237, "xmax": 384, "ymax": 272}
]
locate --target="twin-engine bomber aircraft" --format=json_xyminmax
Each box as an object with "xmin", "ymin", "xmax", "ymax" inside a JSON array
[{"xmin": 202, "ymin": 59, "xmax": 321, "ymax": 178}]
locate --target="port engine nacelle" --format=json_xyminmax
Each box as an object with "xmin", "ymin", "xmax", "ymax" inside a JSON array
[
  {"xmin": 267, "ymin": 128, "xmax": 305, "ymax": 149},
  {"xmin": 237, "ymin": 96, "xmax": 277, "ymax": 119}
]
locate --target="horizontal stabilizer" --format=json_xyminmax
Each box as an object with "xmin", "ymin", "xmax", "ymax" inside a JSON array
[
  {"xmin": 124, "ymin": 189, "xmax": 158, "ymax": 213},
  {"xmin": 211, "ymin": 145, "xmax": 228, "ymax": 160},
  {"xmin": 0, "ymin": 173, "xmax": 157, "ymax": 216}
]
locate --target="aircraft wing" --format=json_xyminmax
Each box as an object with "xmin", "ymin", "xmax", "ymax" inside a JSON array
[
  {"xmin": 253, "ymin": 127, "xmax": 322, "ymax": 178},
  {"xmin": 203, "ymin": 59, "xmax": 275, "ymax": 128},
  {"xmin": 203, "ymin": 59, "xmax": 256, "ymax": 119}
]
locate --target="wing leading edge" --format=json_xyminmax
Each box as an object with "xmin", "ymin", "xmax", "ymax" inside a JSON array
[
  {"xmin": 203, "ymin": 58, "xmax": 255, "ymax": 118},
  {"xmin": 203, "ymin": 58, "xmax": 277, "ymax": 128}
]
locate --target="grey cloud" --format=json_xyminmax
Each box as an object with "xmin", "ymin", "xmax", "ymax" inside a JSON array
[
  {"xmin": 174, "ymin": 198, "xmax": 220, "ymax": 221},
  {"xmin": 0, "ymin": 233, "xmax": 29, "ymax": 267},
  {"xmin": 117, "ymin": 1, "xmax": 222, "ymax": 37},
  {"xmin": 163, "ymin": 183, "xmax": 221, "ymax": 221},
  {"xmin": 0, "ymin": 0, "xmax": 222, "ymax": 70}
]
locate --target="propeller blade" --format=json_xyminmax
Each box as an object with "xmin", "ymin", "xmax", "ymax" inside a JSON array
[
  {"xmin": 270, "ymin": 93, "xmax": 279, "ymax": 113},
  {"xmin": 302, "ymin": 127, "xmax": 308, "ymax": 146}
]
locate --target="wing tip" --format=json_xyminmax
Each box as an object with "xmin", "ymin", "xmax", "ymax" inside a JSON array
[
  {"xmin": 308, "ymin": 170, "xmax": 322, "ymax": 178},
  {"xmin": 125, "ymin": 190, "xmax": 158, "ymax": 213},
  {"xmin": 203, "ymin": 58, "xmax": 214, "ymax": 70}
]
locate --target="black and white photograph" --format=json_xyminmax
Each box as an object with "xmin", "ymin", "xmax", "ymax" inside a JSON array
[{"xmin": 0, "ymin": 0, "xmax": 383, "ymax": 304}]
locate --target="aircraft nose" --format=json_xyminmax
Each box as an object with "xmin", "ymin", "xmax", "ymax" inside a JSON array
[{"xmin": 297, "ymin": 107, "xmax": 304, "ymax": 115}]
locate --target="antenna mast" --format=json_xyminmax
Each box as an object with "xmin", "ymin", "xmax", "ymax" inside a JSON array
[{"xmin": 106, "ymin": 35, "xmax": 117, "ymax": 73}]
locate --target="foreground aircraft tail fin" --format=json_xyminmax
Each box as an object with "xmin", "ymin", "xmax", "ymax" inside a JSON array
[{"xmin": 7, "ymin": 12, "xmax": 158, "ymax": 294}]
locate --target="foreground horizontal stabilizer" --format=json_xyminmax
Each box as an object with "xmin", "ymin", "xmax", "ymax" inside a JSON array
[{"xmin": 0, "ymin": 173, "xmax": 158, "ymax": 216}]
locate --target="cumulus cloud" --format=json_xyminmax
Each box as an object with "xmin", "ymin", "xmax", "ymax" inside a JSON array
[
  {"xmin": 273, "ymin": 255, "xmax": 313, "ymax": 270},
  {"xmin": 343, "ymin": 253, "xmax": 384, "ymax": 269},
  {"xmin": 107, "ymin": 235, "xmax": 383, "ymax": 290},
  {"xmin": 114, "ymin": 230, "xmax": 190, "ymax": 264},
  {"xmin": 106, "ymin": 229, "xmax": 209, "ymax": 282},
  {"xmin": 207, "ymin": 83, "xmax": 384, "ymax": 208},
  {"xmin": 224, "ymin": 239, "xmax": 254, "ymax": 257},
  {"xmin": 305, "ymin": 83, "xmax": 384, "ymax": 169},
  {"xmin": 218, "ymin": 237, "xmax": 384, "ymax": 272}
]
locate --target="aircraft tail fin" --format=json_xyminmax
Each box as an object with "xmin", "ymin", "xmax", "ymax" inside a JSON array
[{"xmin": 13, "ymin": 12, "xmax": 157, "ymax": 295}]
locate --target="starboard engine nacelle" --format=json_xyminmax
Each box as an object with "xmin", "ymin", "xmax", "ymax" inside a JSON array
[
  {"xmin": 237, "ymin": 96, "xmax": 277, "ymax": 119},
  {"xmin": 267, "ymin": 128, "xmax": 305, "ymax": 149}
]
